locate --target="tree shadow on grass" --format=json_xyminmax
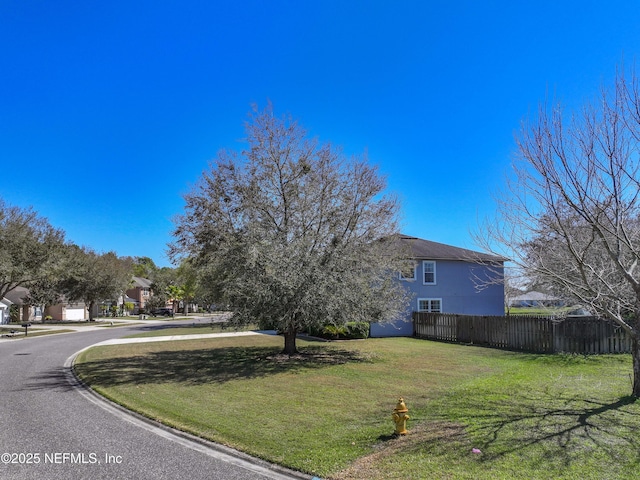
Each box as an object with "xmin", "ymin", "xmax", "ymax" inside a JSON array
[
  {"xmin": 74, "ymin": 345, "xmax": 371, "ymax": 388},
  {"xmin": 422, "ymin": 391, "xmax": 640, "ymax": 467}
]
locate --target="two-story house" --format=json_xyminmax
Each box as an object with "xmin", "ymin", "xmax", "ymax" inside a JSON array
[
  {"xmin": 126, "ymin": 276, "xmax": 153, "ymax": 313},
  {"xmin": 371, "ymin": 234, "xmax": 506, "ymax": 337}
]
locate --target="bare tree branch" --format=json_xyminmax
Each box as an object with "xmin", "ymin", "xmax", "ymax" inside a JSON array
[
  {"xmin": 171, "ymin": 105, "xmax": 407, "ymax": 354},
  {"xmin": 475, "ymin": 66, "xmax": 640, "ymax": 396}
]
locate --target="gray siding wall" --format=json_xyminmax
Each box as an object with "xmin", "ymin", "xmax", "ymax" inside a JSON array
[{"xmin": 370, "ymin": 259, "xmax": 504, "ymax": 337}]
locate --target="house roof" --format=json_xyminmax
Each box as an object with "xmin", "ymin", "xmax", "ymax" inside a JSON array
[
  {"xmin": 397, "ymin": 234, "xmax": 506, "ymax": 263},
  {"xmin": 511, "ymin": 291, "xmax": 561, "ymax": 302},
  {"xmin": 3, "ymin": 286, "xmax": 30, "ymax": 305},
  {"xmin": 132, "ymin": 276, "xmax": 153, "ymax": 288}
]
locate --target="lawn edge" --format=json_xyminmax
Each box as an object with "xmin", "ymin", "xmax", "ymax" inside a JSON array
[{"xmin": 67, "ymin": 346, "xmax": 314, "ymax": 480}]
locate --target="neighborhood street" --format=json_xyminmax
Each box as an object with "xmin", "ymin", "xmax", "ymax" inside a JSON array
[{"xmin": 0, "ymin": 319, "xmax": 309, "ymax": 480}]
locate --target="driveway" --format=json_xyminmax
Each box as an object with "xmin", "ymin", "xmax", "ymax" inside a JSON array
[{"xmin": 0, "ymin": 319, "xmax": 310, "ymax": 480}]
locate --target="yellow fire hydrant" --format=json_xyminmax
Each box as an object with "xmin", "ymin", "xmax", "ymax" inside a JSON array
[{"xmin": 392, "ymin": 397, "xmax": 410, "ymax": 435}]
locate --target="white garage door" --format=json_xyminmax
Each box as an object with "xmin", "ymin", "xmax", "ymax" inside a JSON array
[{"xmin": 66, "ymin": 307, "xmax": 85, "ymax": 321}]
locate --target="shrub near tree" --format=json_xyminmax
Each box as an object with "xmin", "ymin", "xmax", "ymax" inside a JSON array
[
  {"xmin": 307, "ymin": 322, "xmax": 371, "ymax": 340},
  {"xmin": 171, "ymin": 105, "xmax": 408, "ymax": 354}
]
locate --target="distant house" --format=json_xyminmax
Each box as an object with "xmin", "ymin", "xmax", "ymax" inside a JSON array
[
  {"xmin": 2, "ymin": 287, "xmax": 40, "ymax": 323},
  {"xmin": 126, "ymin": 277, "xmax": 153, "ymax": 313},
  {"xmin": 44, "ymin": 302, "xmax": 88, "ymax": 321},
  {"xmin": 370, "ymin": 234, "xmax": 506, "ymax": 337},
  {"xmin": 509, "ymin": 291, "xmax": 565, "ymax": 308},
  {"xmin": 1, "ymin": 287, "xmax": 86, "ymax": 322}
]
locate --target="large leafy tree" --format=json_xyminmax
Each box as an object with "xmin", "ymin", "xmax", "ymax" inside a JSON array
[
  {"xmin": 175, "ymin": 260, "xmax": 198, "ymax": 314},
  {"xmin": 478, "ymin": 67, "xmax": 640, "ymax": 397},
  {"xmin": 172, "ymin": 105, "xmax": 408, "ymax": 354},
  {"xmin": 22, "ymin": 275, "xmax": 67, "ymax": 319},
  {"xmin": 132, "ymin": 256, "xmax": 158, "ymax": 279},
  {"xmin": 146, "ymin": 267, "xmax": 179, "ymax": 311},
  {"xmin": 0, "ymin": 199, "xmax": 67, "ymax": 300},
  {"xmin": 62, "ymin": 247, "xmax": 133, "ymax": 320}
]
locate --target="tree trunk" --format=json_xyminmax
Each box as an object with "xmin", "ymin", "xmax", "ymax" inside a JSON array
[
  {"xmin": 88, "ymin": 300, "xmax": 95, "ymax": 321},
  {"xmin": 282, "ymin": 328, "xmax": 298, "ymax": 355},
  {"xmin": 632, "ymin": 335, "xmax": 640, "ymax": 397}
]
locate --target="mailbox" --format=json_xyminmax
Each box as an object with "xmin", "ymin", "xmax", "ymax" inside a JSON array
[{"xmin": 21, "ymin": 323, "xmax": 31, "ymax": 336}]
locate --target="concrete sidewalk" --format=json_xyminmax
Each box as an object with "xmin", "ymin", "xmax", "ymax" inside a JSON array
[
  {"xmin": 0, "ymin": 315, "xmax": 231, "ymax": 342},
  {"xmin": 0, "ymin": 319, "xmax": 155, "ymax": 341},
  {"xmin": 93, "ymin": 330, "xmax": 278, "ymax": 346}
]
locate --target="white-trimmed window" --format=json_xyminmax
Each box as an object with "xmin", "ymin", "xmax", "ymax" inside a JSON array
[
  {"xmin": 399, "ymin": 262, "xmax": 417, "ymax": 281},
  {"xmin": 423, "ymin": 260, "xmax": 436, "ymax": 284},
  {"xmin": 418, "ymin": 298, "xmax": 442, "ymax": 313}
]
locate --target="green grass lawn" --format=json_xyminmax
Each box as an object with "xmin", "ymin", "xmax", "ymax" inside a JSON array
[
  {"xmin": 507, "ymin": 306, "xmax": 573, "ymax": 316},
  {"xmin": 74, "ymin": 336, "xmax": 640, "ymax": 479},
  {"xmin": 9, "ymin": 320, "xmax": 132, "ymax": 326},
  {"xmin": 1, "ymin": 327, "xmax": 76, "ymax": 338}
]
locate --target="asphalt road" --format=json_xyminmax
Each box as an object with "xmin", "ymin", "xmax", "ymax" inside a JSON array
[{"xmin": 0, "ymin": 320, "xmax": 310, "ymax": 480}]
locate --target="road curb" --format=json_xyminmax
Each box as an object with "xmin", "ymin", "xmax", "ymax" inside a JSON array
[{"xmin": 65, "ymin": 346, "xmax": 316, "ymax": 480}]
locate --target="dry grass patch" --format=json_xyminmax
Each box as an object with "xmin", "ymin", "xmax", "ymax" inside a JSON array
[{"xmin": 332, "ymin": 421, "xmax": 469, "ymax": 480}]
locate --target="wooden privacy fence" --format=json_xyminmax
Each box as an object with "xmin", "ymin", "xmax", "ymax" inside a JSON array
[{"xmin": 413, "ymin": 312, "xmax": 633, "ymax": 354}]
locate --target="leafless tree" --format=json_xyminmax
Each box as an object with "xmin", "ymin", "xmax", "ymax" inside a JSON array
[
  {"xmin": 171, "ymin": 104, "xmax": 408, "ymax": 354},
  {"xmin": 477, "ymin": 67, "xmax": 640, "ymax": 396}
]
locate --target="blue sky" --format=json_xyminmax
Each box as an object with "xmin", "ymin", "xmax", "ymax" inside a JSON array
[{"xmin": 2, "ymin": 1, "xmax": 639, "ymax": 267}]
